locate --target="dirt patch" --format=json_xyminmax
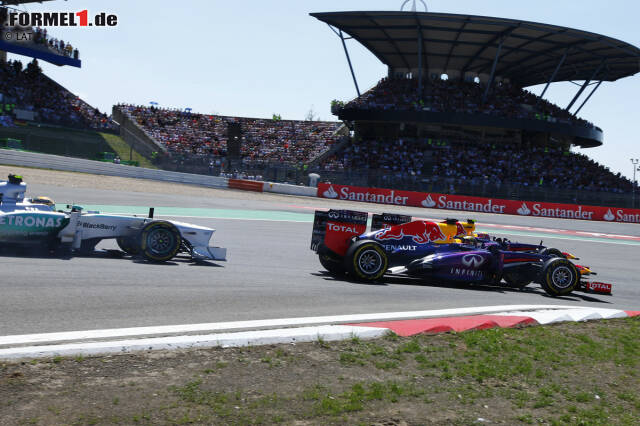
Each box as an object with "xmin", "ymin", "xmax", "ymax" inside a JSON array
[{"xmin": 1, "ymin": 318, "xmax": 638, "ymax": 425}]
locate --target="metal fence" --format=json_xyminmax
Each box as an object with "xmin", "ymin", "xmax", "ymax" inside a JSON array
[{"xmin": 148, "ymin": 153, "xmax": 636, "ymax": 208}]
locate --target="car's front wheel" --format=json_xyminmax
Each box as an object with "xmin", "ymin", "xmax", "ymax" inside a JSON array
[
  {"xmin": 139, "ymin": 221, "xmax": 181, "ymax": 262},
  {"xmin": 540, "ymin": 258, "xmax": 579, "ymax": 296},
  {"xmin": 344, "ymin": 240, "xmax": 388, "ymax": 282}
]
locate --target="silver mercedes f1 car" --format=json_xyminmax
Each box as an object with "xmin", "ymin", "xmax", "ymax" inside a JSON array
[{"xmin": 0, "ymin": 174, "xmax": 226, "ymax": 262}]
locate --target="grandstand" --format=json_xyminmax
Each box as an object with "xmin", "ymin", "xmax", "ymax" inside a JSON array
[
  {"xmin": 309, "ymin": 9, "xmax": 640, "ymax": 207},
  {"xmin": 114, "ymin": 104, "xmax": 345, "ymax": 180},
  {"xmin": 0, "ymin": 1, "xmax": 147, "ymax": 163}
]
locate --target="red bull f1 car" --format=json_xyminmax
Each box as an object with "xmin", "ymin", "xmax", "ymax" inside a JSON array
[{"xmin": 310, "ymin": 209, "xmax": 611, "ymax": 297}]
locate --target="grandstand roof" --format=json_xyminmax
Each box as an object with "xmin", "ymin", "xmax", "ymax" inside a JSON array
[
  {"xmin": 0, "ymin": 1, "xmax": 53, "ymax": 5},
  {"xmin": 311, "ymin": 11, "xmax": 640, "ymax": 87}
]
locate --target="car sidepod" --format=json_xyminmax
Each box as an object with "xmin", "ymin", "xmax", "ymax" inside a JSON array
[{"xmin": 406, "ymin": 250, "xmax": 494, "ymax": 283}]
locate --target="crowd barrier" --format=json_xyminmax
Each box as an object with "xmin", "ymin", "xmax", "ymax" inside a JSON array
[
  {"xmin": 263, "ymin": 182, "xmax": 317, "ymax": 197},
  {"xmin": 0, "ymin": 149, "xmax": 228, "ymax": 189},
  {"xmin": 317, "ymin": 183, "xmax": 640, "ymax": 224},
  {"xmin": 228, "ymin": 179, "xmax": 264, "ymax": 192}
]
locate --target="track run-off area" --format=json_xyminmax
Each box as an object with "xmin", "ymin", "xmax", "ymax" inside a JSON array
[{"xmin": 1, "ymin": 167, "xmax": 639, "ymax": 337}]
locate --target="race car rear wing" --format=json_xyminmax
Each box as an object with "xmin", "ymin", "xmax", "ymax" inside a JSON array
[
  {"xmin": 311, "ymin": 209, "xmax": 367, "ymax": 256},
  {"xmin": 371, "ymin": 213, "xmax": 412, "ymax": 231}
]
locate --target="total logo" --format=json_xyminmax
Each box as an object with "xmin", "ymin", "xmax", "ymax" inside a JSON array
[
  {"xmin": 327, "ymin": 222, "xmax": 359, "ymax": 233},
  {"xmin": 461, "ymin": 253, "xmax": 485, "ymax": 268}
]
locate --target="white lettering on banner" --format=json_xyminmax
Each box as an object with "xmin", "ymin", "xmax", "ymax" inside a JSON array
[
  {"xmin": 437, "ymin": 196, "xmax": 506, "ymax": 213},
  {"xmin": 532, "ymin": 204, "xmax": 594, "ymax": 220},
  {"xmin": 616, "ymin": 210, "xmax": 640, "ymax": 223},
  {"xmin": 338, "ymin": 187, "xmax": 408, "ymax": 206},
  {"xmin": 327, "ymin": 222, "xmax": 358, "ymax": 233}
]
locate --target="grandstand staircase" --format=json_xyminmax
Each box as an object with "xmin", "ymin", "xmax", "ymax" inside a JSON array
[
  {"xmin": 112, "ymin": 106, "xmax": 167, "ymax": 160},
  {"xmin": 308, "ymin": 124, "xmax": 350, "ymax": 167}
]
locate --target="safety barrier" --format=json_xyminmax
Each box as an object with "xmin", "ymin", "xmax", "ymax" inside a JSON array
[
  {"xmin": 262, "ymin": 182, "xmax": 317, "ymax": 197},
  {"xmin": 317, "ymin": 183, "xmax": 640, "ymax": 224},
  {"xmin": 228, "ymin": 179, "xmax": 264, "ymax": 192},
  {"xmin": 0, "ymin": 149, "xmax": 228, "ymax": 188}
]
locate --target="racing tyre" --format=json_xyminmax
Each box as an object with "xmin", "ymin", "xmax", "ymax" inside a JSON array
[
  {"xmin": 344, "ymin": 240, "xmax": 388, "ymax": 282},
  {"xmin": 139, "ymin": 221, "xmax": 182, "ymax": 262},
  {"xmin": 540, "ymin": 248, "xmax": 564, "ymax": 258},
  {"xmin": 540, "ymin": 258, "xmax": 579, "ymax": 296},
  {"xmin": 116, "ymin": 237, "xmax": 140, "ymax": 255},
  {"xmin": 502, "ymin": 271, "xmax": 532, "ymax": 289},
  {"xmin": 318, "ymin": 244, "xmax": 345, "ymax": 276}
]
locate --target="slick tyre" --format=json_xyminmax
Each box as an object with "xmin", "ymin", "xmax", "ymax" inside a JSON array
[
  {"xmin": 116, "ymin": 237, "xmax": 140, "ymax": 255},
  {"xmin": 540, "ymin": 248, "xmax": 564, "ymax": 258},
  {"xmin": 502, "ymin": 271, "xmax": 532, "ymax": 289},
  {"xmin": 344, "ymin": 240, "xmax": 388, "ymax": 282},
  {"xmin": 318, "ymin": 244, "xmax": 345, "ymax": 276},
  {"xmin": 139, "ymin": 221, "xmax": 181, "ymax": 262},
  {"xmin": 540, "ymin": 258, "xmax": 579, "ymax": 297}
]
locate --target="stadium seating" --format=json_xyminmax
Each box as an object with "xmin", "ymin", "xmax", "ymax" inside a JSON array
[
  {"xmin": 116, "ymin": 104, "xmax": 341, "ymax": 165},
  {"xmin": 342, "ymin": 77, "xmax": 595, "ymax": 128},
  {"xmin": 318, "ymin": 137, "xmax": 633, "ymax": 193},
  {"xmin": 0, "ymin": 59, "xmax": 116, "ymax": 131}
]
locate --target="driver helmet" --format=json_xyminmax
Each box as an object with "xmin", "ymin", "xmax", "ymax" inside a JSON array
[{"xmin": 30, "ymin": 196, "xmax": 56, "ymax": 210}]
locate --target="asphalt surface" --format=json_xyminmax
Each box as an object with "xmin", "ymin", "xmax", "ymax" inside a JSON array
[{"xmin": 1, "ymin": 182, "xmax": 639, "ymax": 336}]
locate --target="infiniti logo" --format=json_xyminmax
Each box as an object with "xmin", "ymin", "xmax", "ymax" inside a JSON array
[
  {"xmin": 328, "ymin": 211, "xmax": 340, "ymax": 219},
  {"xmin": 462, "ymin": 254, "xmax": 485, "ymax": 268}
]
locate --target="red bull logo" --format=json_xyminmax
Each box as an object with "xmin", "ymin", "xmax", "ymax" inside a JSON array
[{"xmin": 375, "ymin": 221, "xmax": 447, "ymax": 244}]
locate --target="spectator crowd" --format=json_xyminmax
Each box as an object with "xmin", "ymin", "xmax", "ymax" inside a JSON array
[
  {"xmin": 319, "ymin": 137, "xmax": 634, "ymax": 193},
  {"xmin": 342, "ymin": 77, "xmax": 595, "ymax": 128},
  {"xmin": 0, "ymin": 59, "xmax": 117, "ymax": 131},
  {"xmin": 117, "ymin": 104, "xmax": 341, "ymax": 165}
]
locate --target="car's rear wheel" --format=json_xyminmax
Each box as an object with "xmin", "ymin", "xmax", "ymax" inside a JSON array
[
  {"xmin": 540, "ymin": 258, "xmax": 579, "ymax": 296},
  {"xmin": 318, "ymin": 244, "xmax": 345, "ymax": 276},
  {"xmin": 139, "ymin": 221, "xmax": 181, "ymax": 262},
  {"xmin": 344, "ymin": 240, "xmax": 388, "ymax": 282}
]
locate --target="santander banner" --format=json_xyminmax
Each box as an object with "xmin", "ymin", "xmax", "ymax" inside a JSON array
[{"xmin": 317, "ymin": 183, "xmax": 640, "ymax": 224}]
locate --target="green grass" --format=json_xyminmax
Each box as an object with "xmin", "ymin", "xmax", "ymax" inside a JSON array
[{"xmin": 100, "ymin": 132, "xmax": 155, "ymax": 168}]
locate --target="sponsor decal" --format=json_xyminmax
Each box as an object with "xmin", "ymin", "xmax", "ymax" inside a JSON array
[
  {"xmin": 327, "ymin": 222, "xmax": 358, "ymax": 233},
  {"xmin": 517, "ymin": 203, "xmax": 531, "ymax": 216},
  {"xmin": 0, "ymin": 214, "xmax": 63, "ymax": 228},
  {"xmin": 78, "ymin": 222, "xmax": 117, "ymax": 231},
  {"xmin": 316, "ymin": 183, "xmax": 640, "ymax": 224},
  {"xmin": 436, "ymin": 195, "xmax": 506, "ymax": 213},
  {"xmin": 604, "ymin": 209, "xmax": 615, "ymax": 221},
  {"xmin": 585, "ymin": 282, "xmax": 612, "ymax": 293},
  {"xmin": 383, "ymin": 244, "xmax": 417, "ymax": 252},
  {"xmin": 449, "ymin": 267, "xmax": 484, "ymax": 278},
  {"xmin": 323, "ymin": 185, "xmax": 338, "ymax": 199},
  {"xmin": 376, "ymin": 221, "xmax": 446, "ymax": 244},
  {"xmin": 421, "ymin": 195, "xmax": 436, "ymax": 208},
  {"xmin": 461, "ymin": 254, "xmax": 485, "ymax": 268}
]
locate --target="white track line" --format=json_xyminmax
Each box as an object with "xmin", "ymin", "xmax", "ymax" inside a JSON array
[{"xmin": 0, "ymin": 304, "xmax": 580, "ymax": 347}]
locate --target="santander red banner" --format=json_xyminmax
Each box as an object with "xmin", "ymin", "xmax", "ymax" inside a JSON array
[{"xmin": 317, "ymin": 183, "xmax": 640, "ymax": 224}]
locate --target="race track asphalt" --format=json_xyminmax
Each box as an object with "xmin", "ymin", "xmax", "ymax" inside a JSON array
[{"xmin": 1, "ymin": 181, "xmax": 639, "ymax": 336}]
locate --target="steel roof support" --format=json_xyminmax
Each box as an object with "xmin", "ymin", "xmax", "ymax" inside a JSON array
[
  {"xmin": 417, "ymin": 23, "xmax": 423, "ymax": 97},
  {"xmin": 328, "ymin": 25, "xmax": 361, "ymax": 97},
  {"xmin": 574, "ymin": 80, "xmax": 603, "ymax": 115},
  {"xmin": 482, "ymin": 37, "xmax": 504, "ymax": 104},
  {"xmin": 566, "ymin": 59, "xmax": 605, "ymax": 111},
  {"xmin": 538, "ymin": 50, "xmax": 568, "ymax": 103}
]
